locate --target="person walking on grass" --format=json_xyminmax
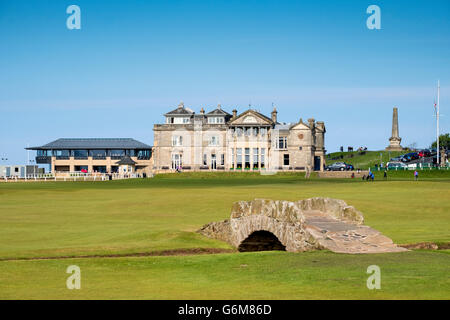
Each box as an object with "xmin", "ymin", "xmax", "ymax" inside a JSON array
[
  {"xmin": 384, "ymin": 170, "xmax": 387, "ymax": 180},
  {"xmin": 414, "ymin": 170, "xmax": 419, "ymax": 181},
  {"xmin": 305, "ymin": 165, "xmax": 311, "ymax": 179}
]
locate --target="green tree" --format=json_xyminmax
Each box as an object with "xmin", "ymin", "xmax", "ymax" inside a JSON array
[{"xmin": 431, "ymin": 133, "xmax": 450, "ymax": 149}]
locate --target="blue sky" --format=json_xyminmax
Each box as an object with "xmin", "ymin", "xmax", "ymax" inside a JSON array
[{"xmin": 0, "ymin": 0, "xmax": 449, "ymax": 164}]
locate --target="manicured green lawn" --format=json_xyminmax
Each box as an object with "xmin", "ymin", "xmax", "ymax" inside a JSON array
[
  {"xmin": 0, "ymin": 251, "xmax": 448, "ymax": 299},
  {"xmin": 0, "ymin": 172, "xmax": 449, "ymax": 299}
]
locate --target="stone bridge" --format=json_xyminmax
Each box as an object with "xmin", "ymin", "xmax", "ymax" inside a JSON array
[{"xmin": 198, "ymin": 198, "xmax": 407, "ymax": 254}]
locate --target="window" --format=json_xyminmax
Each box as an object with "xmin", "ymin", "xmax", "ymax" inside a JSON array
[
  {"xmin": 90, "ymin": 150, "xmax": 106, "ymax": 159},
  {"xmin": 253, "ymin": 148, "xmax": 259, "ymax": 169},
  {"xmin": 277, "ymin": 137, "xmax": 288, "ymax": 149},
  {"xmin": 236, "ymin": 149, "xmax": 242, "ymax": 169},
  {"xmin": 211, "ymin": 154, "xmax": 217, "ymax": 169},
  {"xmin": 283, "ymin": 154, "xmax": 290, "ymax": 166},
  {"xmin": 109, "ymin": 150, "xmax": 124, "ymax": 159},
  {"xmin": 172, "ymin": 135, "xmax": 183, "ymax": 146},
  {"xmin": 73, "ymin": 150, "xmax": 88, "ymax": 159},
  {"xmin": 260, "ymin": 128, "xmax": 267, "ymax": 136},
  {"xmin": 136, "ymin": 149, "xmax": 151, "ymax": 160},
  {"xmin": 245, "ymin": 148, "xmax": 250, "ymax": 169},
  {"xmin": 236, "ymin": 127, "xmax": 243, "ymax": 137},
  {"xmin": 209, "ymin": 136, "xmax": 219, "ymax": 146},
  {"xmin": 37, "ymin": 150, "xmax": 51, "ymax": 156},
  {"xmin": 261, "ymin": 148, "xmax": 265, "ymax": 168},
  {"xmin": 54, "ymin": 150, "xmax": 70, "ymax": 159},
  {"xmin": 253, "ymin": 127, "xmax": 259, "ymax": 136},
  {"xmin": 221, "ymin": 154, "xmax": 225, "ymax": 166},
  {"xmin": 172, "ymin": 117, "xmax": 190, "ymax": 124},
  {"xmin": 231, "ymin": 149, "xmax": 234, "ymax": 168},
  {"xmin": 244, "ymin": 127, "xmax": 251, "ymax": 137},
  {"xmin": 208, "ymin": 117, "xmax": 224, "ymax": 124},
  {"xmin": 171, "ymin": 154, "xmax": 182, "ymax": 169},
  {"xmin": 203, "ymin": 154, "xmax": 207, "ymax": 166}
]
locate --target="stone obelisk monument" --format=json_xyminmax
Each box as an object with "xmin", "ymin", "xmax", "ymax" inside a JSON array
[{"xmin": 386, "ymin": 107, "xmax": 403, "ymax": 151}]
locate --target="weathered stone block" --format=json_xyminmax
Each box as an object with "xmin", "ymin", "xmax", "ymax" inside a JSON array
[{"xmin": 198, "ymin": 197, "xmax": 404, "ymax": 254}]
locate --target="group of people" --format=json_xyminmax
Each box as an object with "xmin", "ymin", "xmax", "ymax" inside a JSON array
[
  {"xmin": 362, "ymin": 171, "xmax": 375, "ymax": 181},
  {"xmin": 361, "ymin": 169, "xmax": 419, "ymax": 181}
]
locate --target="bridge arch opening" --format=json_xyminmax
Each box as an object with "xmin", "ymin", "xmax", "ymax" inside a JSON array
[{"xmin": 238, "ymin": 230, "xmax": 286, "ymax": 252}]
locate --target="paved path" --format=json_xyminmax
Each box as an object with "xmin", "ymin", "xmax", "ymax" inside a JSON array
[{"xmin": 303, "ymin": 211, "xmax": 408, "ymax": 254}]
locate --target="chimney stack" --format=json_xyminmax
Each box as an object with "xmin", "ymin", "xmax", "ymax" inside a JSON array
[
  {"xmin": 232, "ymin": 109, "xmax": 237, "ymax": 118},
  {"xmin": 271, "ymin": 107, "xmax": 278, "ymax": 123}
]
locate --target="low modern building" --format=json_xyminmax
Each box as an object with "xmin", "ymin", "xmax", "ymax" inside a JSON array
[
  {"xmin": 153, "ymin": 103, "xmax": 326, "ymax": 172},
  {"xmin": 0, "ymin": 165, "xmax": 41, "ymax": 178},
  {"xmin": 26, "ymin": 138, "xmax": 152, "ymax": 174}
]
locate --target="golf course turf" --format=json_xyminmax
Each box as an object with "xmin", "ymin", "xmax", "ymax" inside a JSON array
[{"xmin": 0, "ymin": 172, "xmax": 449, "ymax": 299}]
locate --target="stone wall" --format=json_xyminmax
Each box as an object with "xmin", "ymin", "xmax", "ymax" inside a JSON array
[{"xmin": 198, "ymin": 197, "xmax": 364, "ymax": 253}]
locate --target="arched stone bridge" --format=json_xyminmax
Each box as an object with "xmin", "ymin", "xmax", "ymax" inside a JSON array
[{"xmin": 198, "ymin": 198, "xmax": 407, "ymax": 254}]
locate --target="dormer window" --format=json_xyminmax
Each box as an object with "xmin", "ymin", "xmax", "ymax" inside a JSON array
[
  {"xmin": 167, "ymin": 117, "xmax": 191, "ymax": 124},
  {"xmin": 208, "ymin": 117, "xmax": 224, "ymax": 124}
]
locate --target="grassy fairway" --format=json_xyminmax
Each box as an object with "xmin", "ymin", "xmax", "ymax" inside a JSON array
[
  {"xmin": 0, "ymin": 251, "xmax": 449, "ymax": 299},
  {"xmin": 0, "ymin": 172, "xmax": 449, "ymax": 299}
]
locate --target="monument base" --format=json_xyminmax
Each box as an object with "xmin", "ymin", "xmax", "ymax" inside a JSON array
[
  {"xmin": 385, "ymin": 145, "xmax": 403, "ymax": 151},
  {"xmin": 386, "ymin": 136, "xmax": 403, "ymax": 151}
]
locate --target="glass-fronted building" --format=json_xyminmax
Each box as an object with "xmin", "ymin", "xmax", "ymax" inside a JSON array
[{"xmin": 27, "ymin": 138, "xmax": 152, "ymax": 174}]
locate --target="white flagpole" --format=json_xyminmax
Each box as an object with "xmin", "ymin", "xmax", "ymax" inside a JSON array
[{"xmin": 437, "ymin": 80, "xmax": 440, "ymax": 166}]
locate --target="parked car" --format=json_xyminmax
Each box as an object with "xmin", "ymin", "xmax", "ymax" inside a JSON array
[
  {"xmin": 401, "ymin": 152, "xmax": 419, "ymax": 162},
  {"xmin": 326, "ymin": 162, "xmax": 353, "ymax": 171},
  {"xmin": 386, "ymin": 162, "xmax": 407, "ymax": 169},
  {"xmin": 390, "ymin": 156, "xmax": 403, "ymax": 162},
  {"xmin": 418, "ymin": 149, "xmax": 431, "ymax": 158}
]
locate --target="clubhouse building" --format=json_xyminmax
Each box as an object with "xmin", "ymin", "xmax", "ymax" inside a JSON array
[
  {"xmin": 153, "ymin": 103, "xmax": 326, "ymax": 172},
  {"xmin": 27, "ymin": 103, "xmax": 326, "ymax": 174},
  {"xmin": 27, "ymin": 138, "xmax": 152, "ymax": 174}
]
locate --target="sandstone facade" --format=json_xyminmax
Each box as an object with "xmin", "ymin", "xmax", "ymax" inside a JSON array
[{"xmin": 153, "ymin": 103, "xmax": 326, "ymax": 173}]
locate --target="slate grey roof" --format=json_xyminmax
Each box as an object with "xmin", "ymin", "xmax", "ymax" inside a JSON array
[
  {"xmin": 206, "ymin": 105, "xmax": 231, "ymax": 116},
  {"xmin": 115, "ymin": 155, "xmax": 137, "ymax": 165},
  {"xmin": 164, "ymin": 105, "xmax": 195, "ymax": 116},
  {"xmin": 26, "ymin": 138, "xmax": 152, "ymax": 150},
  {"xmin": 274, "ymin": 123, "xmax": 295, "ymax": 130}
]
